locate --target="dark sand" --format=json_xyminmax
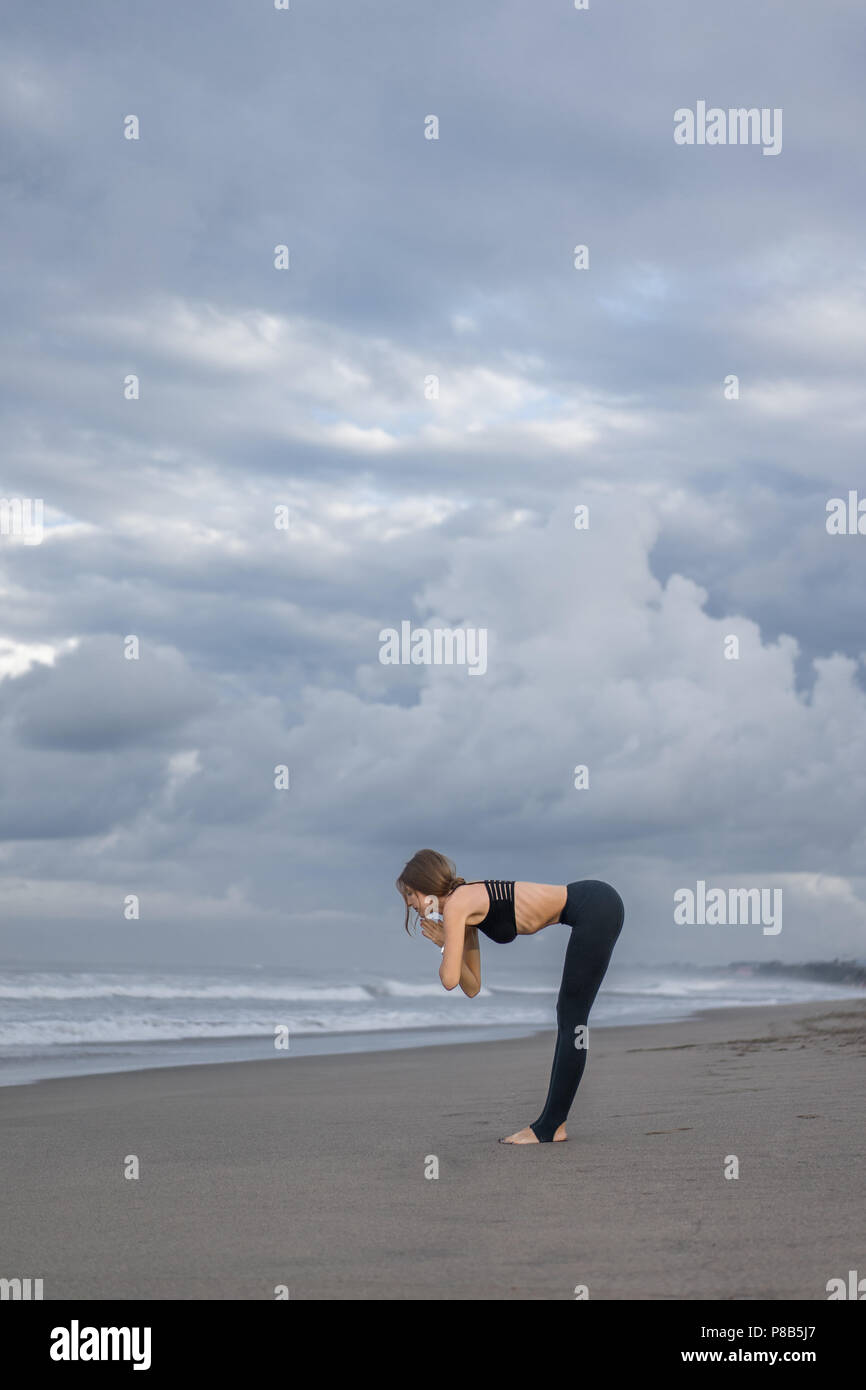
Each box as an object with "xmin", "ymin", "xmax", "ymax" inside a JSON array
[{"xmin": 3, "ymin": 999, "xmax": 865, "ymax": 1299}]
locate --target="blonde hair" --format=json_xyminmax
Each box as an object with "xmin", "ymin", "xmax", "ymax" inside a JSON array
[{"xmin": 396, "ymin": 849, "xmax": 467, "ymax": 934}]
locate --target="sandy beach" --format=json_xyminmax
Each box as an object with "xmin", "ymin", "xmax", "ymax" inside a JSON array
[{"xmin": 3, "ymin": 998, "xmax": 865, "ymax": 1300}]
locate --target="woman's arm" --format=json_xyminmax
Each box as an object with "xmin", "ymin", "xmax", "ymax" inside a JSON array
[
  {"xmin": 458, "ymin": 925, "xmax": 482, "ymax": 998},
  {"xmin": 439, "ymin": 897, "xmax": 477, "ymax": 993},
  {"xmin": 420, "ymin": 896, "xmax": 482, "ymax": 995}
]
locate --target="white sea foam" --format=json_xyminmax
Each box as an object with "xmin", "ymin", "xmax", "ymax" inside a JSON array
[
  {"xmin": 0, "ymin": 964, "xmax": 860, "ymax": 1082},
  {"xmin": 0, "ymin": 975, "xmax": 371, "ymax": 1002},
  {"xmin": 0, "ymin": 1005, "xmax": 550, "ymax": 1048}
]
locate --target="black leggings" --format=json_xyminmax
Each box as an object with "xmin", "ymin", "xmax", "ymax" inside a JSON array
[{"xmin": 529, "ymin": 880, "xmax": 625, "ymax": 1142}]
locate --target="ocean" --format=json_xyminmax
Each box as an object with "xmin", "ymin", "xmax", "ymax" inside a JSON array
[{"xmin": 0, "ymin": 959, "xmax": 863, "ymax": 1087}]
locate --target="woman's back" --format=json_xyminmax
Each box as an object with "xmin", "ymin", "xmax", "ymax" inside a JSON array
[{"xmin": 451, "ymin": 880, "xmax": 567, "ymax": 937}]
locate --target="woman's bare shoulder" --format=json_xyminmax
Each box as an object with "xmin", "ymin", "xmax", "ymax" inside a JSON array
[{"xmin": 446, "ymin": 881, "xmax": 489, "ymax": 922}]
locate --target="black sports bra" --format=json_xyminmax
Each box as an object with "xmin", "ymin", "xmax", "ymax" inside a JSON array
[{"xmin": 476, "ymin": 880, "xmax": 517, "ymax": 944}]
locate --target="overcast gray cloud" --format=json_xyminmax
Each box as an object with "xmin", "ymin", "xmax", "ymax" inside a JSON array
[{"xmin": 1, "ymin": 1, "xmax": 864, "ymax": 970}]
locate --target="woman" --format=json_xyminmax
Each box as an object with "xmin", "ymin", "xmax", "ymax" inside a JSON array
[{"xmin": 397, "ymin": 849, "xmax": 625, "ymax": 1144}]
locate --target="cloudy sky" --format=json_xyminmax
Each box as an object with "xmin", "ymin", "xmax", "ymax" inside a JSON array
[{"xmin": 1, "ymin": 1, "xmax": 864, "ymax": 974}]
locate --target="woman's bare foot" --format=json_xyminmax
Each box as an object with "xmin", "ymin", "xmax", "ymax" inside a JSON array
[{"xmin": 499, "ymin": 1123, "xmax": 567, "ymax": 1143}]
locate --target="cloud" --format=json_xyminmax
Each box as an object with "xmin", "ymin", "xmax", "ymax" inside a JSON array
[
  {"xmin": 10, "ymin": 637, "xmax": 214, "ymax": 752},
  {"xmin": 0, "ymin": 0, "xmax": 864, "ymax": 965}
]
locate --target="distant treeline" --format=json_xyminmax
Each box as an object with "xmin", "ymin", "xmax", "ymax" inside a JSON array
[{"xmin": 729, "ymin": 959, "xmax": 866, "ymax": 987}]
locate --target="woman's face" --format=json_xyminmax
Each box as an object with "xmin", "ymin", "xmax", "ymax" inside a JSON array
[{"xmin": 404, "ymin": 887, "xmax": 439, "ymax": 922}]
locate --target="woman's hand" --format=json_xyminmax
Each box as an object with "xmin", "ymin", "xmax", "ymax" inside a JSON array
[{"xmin": 420, "ymin": 917, "xmax": 446, "ymax": 948}]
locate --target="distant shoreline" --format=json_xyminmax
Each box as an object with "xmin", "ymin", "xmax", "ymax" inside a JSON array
[
  {"xmin": 1, "ymin": 984, "xmax": 864, "ymax": 1091},
  {"xmin": 1, "ymin": 957, "xmax": 863, "ymax": 1090}
]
